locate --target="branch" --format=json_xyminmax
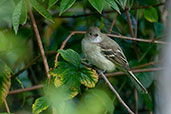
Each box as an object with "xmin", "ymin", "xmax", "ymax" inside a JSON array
[
  {"xmin": 27, "ymin": 1, "xmax": 51, "ymax": 81},
  {"xmin": 12, "ymin": 51, "xmax": 56, "ymax": 79},
  {"xmin": 134, "ymin": 88, "xmax": 138, "ymax": 114},
  {"xmin": 4, "ymin": 99, "xmax": 10, "ymax": 113},
  {"xmin": 68, "ymin": 31, "xmax": 168, "ymax": 44},
  {"xmin": 99, "ymin": 71, "xmax": 134, "ymax": 114},
  {"xmin": 105, "ymin": 67, "xmax": 163, "ymax": 77},
  {"xmin": 54, "ymin": 31, "xmax": 85, "ymax": 65},
  {"xmin": 8, "ymin": 67, "xmax": 163, "ymax": 95},
  {"xmin": 8, "ymin": 84, "xmax": 43, "ymax": 95},
  {"xmin": 109, "ymin": 13, "xmax": 118, "ymax": 32},
  {"xmin": 106, "ymin": 33, "xmax": 168, "ymax": 45},
  {"xmin": 125, "ymin": 9, "xmax": 139, "ymax": 58}
]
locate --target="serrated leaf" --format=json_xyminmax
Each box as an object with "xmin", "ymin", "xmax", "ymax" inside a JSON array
[
  {"xmin": 32, "ymin": 97, "xmax": 49, "ymax": 114},
  {"xmin": 88, "ymin": 0, "xmax": 104, "ymax": 14},
  {"xmin": 59, "ymin": 0, "xmax": 76, "ymax": 16},
  {"xmin": 29, "ymin": 0, "xmax": 54, "ymax": 22},
  {"xmin": 105, "ymin": 0, "xmax": 120, "ymax": 14},
  {"xmin": 50, "ymin": 60, "xmax": 98, "ymax": 98},
  {"xmin": 144, "ymin": 7, "xmax": 158, "ymax": 22},
  {"xmin": 0, "ymin": 59, "xmax": 12, "ymax": 105},
  {"xmin": 12, "ymin": 0, "xmax": 24, "ymax": 34},
  {"xmin": 19, "ymin": 0, "xmax": 27, "ymax": 25},
  {"xmin": 48, "ymin": 0, "xmax": 59, "ymax": 8},
  {"xmin": 58, "ymin": 49, "xmax": 81, "ymax": 68},
  {"xmin": 79, "ymin": 68, "xmax": 98, "ymax": 88}
]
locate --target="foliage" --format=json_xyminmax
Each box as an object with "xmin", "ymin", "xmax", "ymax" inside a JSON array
[
  {"xmin": 0, "ymin": 59, "xmax": 12, "ymax": 105},
  {"xmin": 0, "ymin": 0, "xmax": 167, "ymax": 113}
]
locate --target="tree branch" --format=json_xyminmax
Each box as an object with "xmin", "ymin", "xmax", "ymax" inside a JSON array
[
  {"xmin": 68, "ymin": 31, "xmax": 168, "ymax": 44},
  {"xmin": 105, "ymin": 67, "xmax": 163, "ymax": 77},
  {"xmin": 12, "ymin": 51, "xmax": 56, "ymax": 79},
  {"xmin": 109, "ymin": 13, "xmax": 118, "ymax": 33},
  {"xmin": 98, "ymin": 71, "xmax": 134, "ymax": 114},
  {"xmin": 4, "ymin": 99, "xmax": 10, "ymax": 113},
  {"xmin": 27, "ymin": 1, "xmax": 51, "ymax": 82},
  {"xmin": 125, "ymin": 9, "xmax": 139, "ymax": 58},
  {"xmin": 8, "ymin": 84, "xmax": 43, "ymax": 95},
  {"xmin": 54, "ymin": 31, "xmax": 85, "ymax": 65}
]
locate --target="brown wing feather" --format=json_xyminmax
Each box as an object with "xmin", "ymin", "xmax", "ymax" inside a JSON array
[{"xmin": 99, "ymin": 34, "xmax": 130, "ymax": 70}]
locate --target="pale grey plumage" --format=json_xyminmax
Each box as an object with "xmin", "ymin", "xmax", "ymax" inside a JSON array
[{"xmin": 81, "ymin": 26, "xmax": 148, "ymax": 93}]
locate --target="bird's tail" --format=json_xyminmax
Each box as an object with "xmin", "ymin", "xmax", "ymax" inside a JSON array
[{"xmin": 126, "ymin": 70, "xmax": 148, "ymax": 94}]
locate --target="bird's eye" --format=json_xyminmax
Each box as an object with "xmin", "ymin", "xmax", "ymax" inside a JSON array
[{"xmin": 89, "ymin": 33, "xmax": 92, "ymax": 35}]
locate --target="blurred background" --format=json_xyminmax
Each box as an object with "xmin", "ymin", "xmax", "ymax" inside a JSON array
[{"xmin": 0, "ymin": 0, "xmax": 170, "ymax": 114}]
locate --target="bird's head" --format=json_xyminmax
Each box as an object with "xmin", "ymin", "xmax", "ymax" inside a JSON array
[{"xmin": 85, "ymin": 26, "xmax": 102, "ymax": 43}]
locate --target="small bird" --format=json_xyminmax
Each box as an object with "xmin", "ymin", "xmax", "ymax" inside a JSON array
[{"xmin": 81, "ymin": 26, "xmax": 147, "ymax": 93}]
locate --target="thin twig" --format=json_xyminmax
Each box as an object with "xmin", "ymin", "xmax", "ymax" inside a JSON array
[
  {"xmin": 109, "ymin": 13, "xmax": 118, "ymax": 32},
  {"xmin": 105, "ymin": 67, "xmax": 163, "ymax": 77},
  {"xmin": 12, "ymin": 56, "xmax": 40, "ymax": 78},
  {"xmin": 12, "ymin": 51, "xmax": 56, "ymax": 79},
  {"xmin": 134, "ymin": 88, "xmax": 138, "ymax": 114},
  {"xmin": 54, "ymin": 31, "xmax": 85, "ymax": 65},
  {"xmin": 99, "ymin": 71, "xmax": 134, "ymax": 114},
  {"xmin": 134, "ymin": 10, "xmax": 139, "ymax": 114},
  {"xmin": 8, "ymin": 84, "xmax": 43, "ymax": 95},
  {"xmin": 4, "ymin": 99, "xmax": 11, "ymax": 113},
  {"xmin": 27, "ymin": 1, "xmax": 51, "ymax": 81},
  {"xmin": 125, "ymin": 9, "xmax": 139, "ymax": 58},
  {"xmin": 8, "ymin": 67, "xmax": 163, "ymax": 95},
  {"xmin": 132, "ymin": 61, "xmax": 157, "ymax": 70},
  {"xmin": 106, "ymin": 33, "xmax": 168, "ymax": 45}
]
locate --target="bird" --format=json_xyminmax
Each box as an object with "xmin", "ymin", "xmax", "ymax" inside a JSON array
[{"xmin": 81, "ymin": 26, "xmax": 147, "ymax": 94}]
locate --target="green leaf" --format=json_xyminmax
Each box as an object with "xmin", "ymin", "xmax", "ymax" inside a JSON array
[
  {"xmin": 12, "ymin": 0, "xmax": 24, "ymax": 34},
  {"xmin": 136, "ymin": 72, "xmax": 154, "ymax": 88},
  {"xmin": 88, "ymin": 0, "xmax": 104, "ymax": 14},
  {"xmin": 144, "ymin": 7, "xmax": 158, "ymax": 22},
  {"xmin": 105, "ymin": 0, "xmax": 120, "ymax": 14},
  {"xmin": 0, "ymin": 0, "xmax": 15, "ymax": 28},
  {"xmin": 59, "ymin": 0, "xmax": 76, "ymax": 16},
  {"xmin": 32, "ymin": 97, "xmax": 49, "ymax": 114},
  {"xmin": 0, "ymin": 59, "xmax": 12, "ymax": 105},
  {"xmin": 29, "ymin": 0, "xmax": 54, "ymax": 22},
  {"xmin": 142, "ymin": 94, "xmax": 153, "ymax": 110},
  {"xmin": 115, "ymin": 0, "xmax": 127, "ymax": 10},
  {"xmin": 50, "ymin": 61, "xmax": 98, "ymax": 98},
  {"xmin": 19, "ymin": 0, "xmax": 27, "ymax": 25},
  {"xmin": 48, "ymin": 0, "xmax": 59, "ymax": 8},
  {"xmin": 58, "ymin": 49, "xmax": 81, "ymax": 68}
]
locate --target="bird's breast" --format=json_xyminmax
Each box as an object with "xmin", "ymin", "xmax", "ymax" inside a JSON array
[{"xmin": 81, "ymin": 39, "xmax": 115, "ymax": 72}]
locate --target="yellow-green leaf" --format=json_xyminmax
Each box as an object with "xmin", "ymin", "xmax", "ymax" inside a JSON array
[
  {"xmin": 32, "ymin": 97, "xmax": 49, "ymax": 114},
  {"xmin": 79, "ymin": 68, "xmax": 98, "ymax": 88},
  {"xmin": 144, "ymin": 7, "xmax": 158, "ymax": 22},
  {"xmin": 0, "ymin": 59, "xmax": 12, "ymax": 105}
]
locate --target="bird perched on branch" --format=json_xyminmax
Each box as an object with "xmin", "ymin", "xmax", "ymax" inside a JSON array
[{"xmin": 81, "ymin": 26, "xmax": 147, "ymax": 93}]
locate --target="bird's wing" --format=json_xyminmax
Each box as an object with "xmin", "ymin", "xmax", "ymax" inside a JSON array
[{"xmin": 99, "ymin": 35, "xmax": 130, "ymax": 70}]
